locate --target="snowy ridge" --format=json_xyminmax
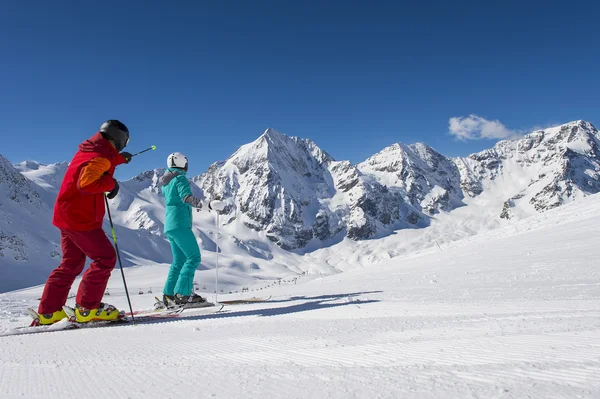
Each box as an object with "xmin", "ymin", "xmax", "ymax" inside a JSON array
[
  {"xmin": 0, "ymin": 155, "xmax": 61, "ymax": 291},
  {"xmin": 14, "ymin": 160, "xmax": 68, "ymax": 195},
  {"xmin": 196, "ymin": 128, "xmax": 415, "ymax": 249},
  {"xmin": 195, "ymin": 128, "xmax": 339, "ymax": 249},
  {"xmin": 358, "ymin": 142, "xmax": 465, "ymax": 215},
  {"xmin": 197, "ymin": 120, "xmax": 600, "ymax": 251}
]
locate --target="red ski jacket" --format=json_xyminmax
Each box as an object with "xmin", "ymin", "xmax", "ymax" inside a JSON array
[{"xmin": 52, "ymin": 132, "xmax": 127, "ymax": 231}]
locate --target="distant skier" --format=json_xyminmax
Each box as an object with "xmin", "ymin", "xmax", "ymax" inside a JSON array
[
  {"xmin": 37, "ymin": 120, "xmax": 132, "ymax": 324},
  {"xmin": 161, "ymin": 152, "xmax": 207, "ymax": 307}
]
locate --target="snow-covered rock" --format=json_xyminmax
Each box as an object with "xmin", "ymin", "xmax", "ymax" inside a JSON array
[
  {"xmin": 0, "ymin": 155, "xmax": 60, "ymax": 291},
  {"xmin": 194, "ymin": 128, "xmax": 409, "ymax": 249},
  {"xmin": 195, "ymin": 121, "xmax": 600, "ymax": 250},
  {"xmin": 457, "ymin": 120, "xmax": 600, "ymax": 219},
  {"xmin": 358, "ymin": 142, "xmax": 464, "ymax": 215}
]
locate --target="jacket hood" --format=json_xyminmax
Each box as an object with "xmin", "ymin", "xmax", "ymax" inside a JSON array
[
  {"xmin": 79, "ymin": 132, "xmax": 119, "ymax": 158},
  {"xmin": 160, "ymin": 168, "xmax": 185, "ymax": 187}
]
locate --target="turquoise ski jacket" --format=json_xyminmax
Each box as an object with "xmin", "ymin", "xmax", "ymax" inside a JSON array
[{"xmin": 161, "ymin": 168, "xmax": 202, "ymax": 233}]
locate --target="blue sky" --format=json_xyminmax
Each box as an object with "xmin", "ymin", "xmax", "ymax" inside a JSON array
[{"xmin": 1, "ymin": 1, "xmax": 599, "ymax": 179}]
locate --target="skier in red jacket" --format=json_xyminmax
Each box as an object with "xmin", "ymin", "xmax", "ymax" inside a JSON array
[{"xmin": 37, "ymin": 120, "xmax": 132, "ymax": 325}]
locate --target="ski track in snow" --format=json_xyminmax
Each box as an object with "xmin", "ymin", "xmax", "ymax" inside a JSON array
[{"xmin": 2, "ymin": 196, "xmax": 600, "ymax": 398}]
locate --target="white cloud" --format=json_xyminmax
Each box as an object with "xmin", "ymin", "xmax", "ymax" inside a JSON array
[{"xmin": 448, "ymin": 115, "xmax": 522, "ymax": 141}]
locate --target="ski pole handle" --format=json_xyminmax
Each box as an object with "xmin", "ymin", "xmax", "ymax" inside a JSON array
[
  {"xmin": 132, "ymin": 145, "xmax": 157, "ymax": 157},
  {"xmin": 209, "ymin": 199, "xmax": 232, "ymax": 212}
]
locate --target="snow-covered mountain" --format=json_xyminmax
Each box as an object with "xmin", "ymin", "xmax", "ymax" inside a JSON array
[
  {"xmin": 195, "ymin": 128, "xmax": 421, "ymax": 250},
  {"xmin": 2, "ymin": 120, "xmax": 600, "ymax": 293},
  {"xmin": 0, "ymin": 156, "xmax": 60, "ymax": 292},
  {"xmin": 13, "ymin": 161, "xmax": 68, "ymax": 194},
  {"xmin": 194, "ymin": 128, "xmax": 336, "ymax": 249},
  {"xmin": 358, "ymin": 142, "xmax": 465, "ymax": 216},
  {"xmin": 196, "ymin": 121, "xmax": 600, "ymax": 249},
  {"xmin": 457, "ymin": 120, "xmax": 600, "ymax": 219}
]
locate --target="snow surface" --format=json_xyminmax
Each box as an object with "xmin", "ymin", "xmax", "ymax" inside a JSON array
[{"xmin": 1, "ymin": 192, "xmax": 599, "ymax": 398}]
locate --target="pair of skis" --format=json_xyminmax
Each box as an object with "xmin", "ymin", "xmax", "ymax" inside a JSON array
[
  {"xmin": 1, "ymin": 298, "xmax": 220, "ymax": 337},
  {"xmin": 1, "ymin": 295, "xmax": 270, "ymax": 337},
  {"xmin": 133, "ymin": 294, "xmax": 270, "ymax": 314}
]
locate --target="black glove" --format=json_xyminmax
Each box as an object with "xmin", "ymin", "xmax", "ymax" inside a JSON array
[
  {"xmin": 107, "ymin": 179, "xmax": 120, "ymax": 199},
  {"xmin": 192, "ymin": 199, "xmax": 202, "ymax": 212},
  {"xmin": 120, "ymin": 152, "xmax": 132, "ymax": 164}
]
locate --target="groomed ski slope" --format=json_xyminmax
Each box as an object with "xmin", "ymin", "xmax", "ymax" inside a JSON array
[{"xmin": 1, "ymin": 194, "xmax": 600, "ymax": 398}]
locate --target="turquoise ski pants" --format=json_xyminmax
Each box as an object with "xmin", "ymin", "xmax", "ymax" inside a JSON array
[{"xmin": 164, "ymin": 228, "xmax": 201, "ymax": 296}]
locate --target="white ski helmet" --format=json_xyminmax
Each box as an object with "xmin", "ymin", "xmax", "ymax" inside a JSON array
[{"xmin": 167, "ymin": 152, "xmax": 188, "ymax": 172}]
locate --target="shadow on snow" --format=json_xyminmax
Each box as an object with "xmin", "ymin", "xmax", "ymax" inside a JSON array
[{"xmin": 133, "ymin": 291, "xmax": 382, "ymax": 326}]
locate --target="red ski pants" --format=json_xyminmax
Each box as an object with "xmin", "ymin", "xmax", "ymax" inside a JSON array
[{"xmin": 38, "ymin": 228, "xmax": 116, "ymax": 314}]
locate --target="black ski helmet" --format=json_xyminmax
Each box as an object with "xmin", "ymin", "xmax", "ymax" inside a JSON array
[{"xmin": 99, "ymin": 120, "xmax": 130, "ymax": 151}]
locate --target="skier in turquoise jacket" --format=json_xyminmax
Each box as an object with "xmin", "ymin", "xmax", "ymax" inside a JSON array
[{"xmin": 161, "ymin": 152, "xmax": 207, "ymax": 307}]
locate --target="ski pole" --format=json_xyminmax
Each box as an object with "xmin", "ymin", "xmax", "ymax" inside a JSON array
[
  {"xmin": 215, "ymin": 211, "xmax": 220, "ymax": 304},
  {"xmin": 104, "ymin": 195, "xmax": 136, "ymax": 324},
  {"xmin": 131, "ymin": 145, "xmax": 157, "ymax": 158},
  {"xmin": 210, "ymin": 200, "xmax": 229, "ymax": 304}
]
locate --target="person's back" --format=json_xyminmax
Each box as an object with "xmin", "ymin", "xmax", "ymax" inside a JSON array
[
  {"xmin": 160, "ymin": 152, "xmax": 207, "ymax": 308},
  {"xmin": 161, "ymin": 169, "xmax": 194, "ymax": 234},
  {"xmin": 54, "ymin": 131, "xmax": 125, "ymax": 231},
  {"xmin": 35, "ymin": 120, "xmax": 132, "ymax": 325}
]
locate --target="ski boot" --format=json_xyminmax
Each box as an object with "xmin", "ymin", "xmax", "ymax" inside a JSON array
[
  {"xmin": 72, "ymin": 303, "xmax": 123, "ymax": 323},
  {"xmin": 175, "ymin": 293, "xmax": 212, "ymax": 308},
  {"xmin": 29, "ymin": 309, "xmax": 68, "ymax": 326},
  {"xmin": 162, "ymin": 294, "xmax": 177, "ymax": 309}
]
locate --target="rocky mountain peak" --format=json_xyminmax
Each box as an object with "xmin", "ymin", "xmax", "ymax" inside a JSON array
[
  {"xmin": 0, "ymin": 154, "xmax": 42, "ymax": 207},
  {"xmin": 261, "ymin": 127, "xmax": 286, "ymax": 141},
  {"xmin": 132, "ymin": 168, "xmax": 166, "ymax": 183}
]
